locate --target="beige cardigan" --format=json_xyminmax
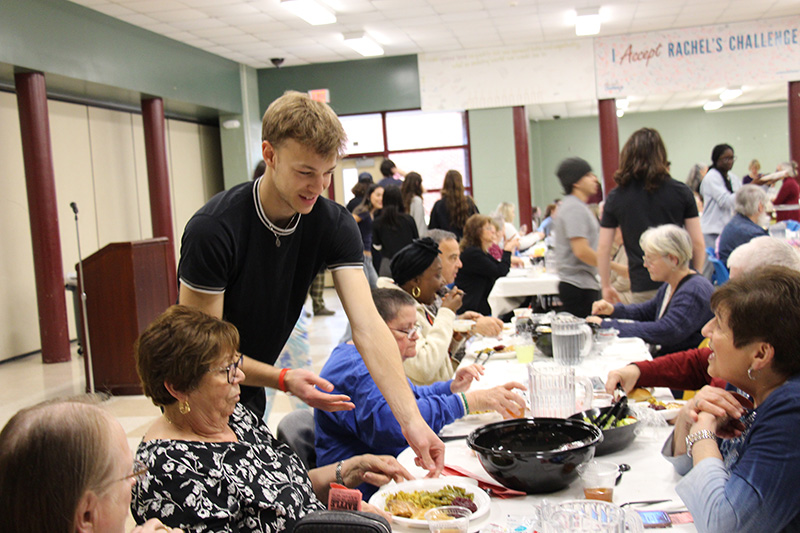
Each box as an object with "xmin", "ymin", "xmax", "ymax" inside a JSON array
[{"xmin": 376, "ymin": 277, "xmax": 456, "ymax": 385}]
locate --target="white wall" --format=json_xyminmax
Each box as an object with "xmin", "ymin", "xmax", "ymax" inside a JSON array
[{"xmin": 0, "ymin": 92, "xmax": 223, "ymax": 360}]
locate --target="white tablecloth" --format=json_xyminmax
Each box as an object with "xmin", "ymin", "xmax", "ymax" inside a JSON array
[
  {"xmin": 487, "ymin": 270, "xmax": 560, "ymax": 316},
  {"xmin": 385, "ymin": 335, "xmax": 696, "ymax": 532}
]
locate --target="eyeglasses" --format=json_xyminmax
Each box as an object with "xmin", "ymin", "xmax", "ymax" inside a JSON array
[
  {"xmin": 105, "ymin": 459, "xmax": 148, "ymax": 488},
  {"xmin": 390, "ymin": 324, "xmax": 421, "ymax": 339},
  {"xmin": 719, "ymin": 155, "xmax": 737, "ymax": 162},
  {"xmin": 211, "ymin": 353, "xmax": 244, "ymax": 384},
  {"xmin": 642, "ymin": 254, "xmax": 663, "ymax": 266}
]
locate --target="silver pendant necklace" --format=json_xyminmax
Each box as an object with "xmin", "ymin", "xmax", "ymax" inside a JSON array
[{"xmin": 263, "ymin": 211, "xmax": 301, "ymax": 247}]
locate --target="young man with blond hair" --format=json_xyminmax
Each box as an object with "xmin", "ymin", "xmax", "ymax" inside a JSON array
[{"xmin": 178, "ymin": 91, "xmax": 443, "ymax": 473}]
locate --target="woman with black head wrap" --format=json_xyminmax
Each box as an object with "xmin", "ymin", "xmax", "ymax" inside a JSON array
[
  {"xmin": 700, "ymin": 143, "xmax": 741, "ymax": 248},
  {"xmin": 375, "ymin": 238, "xmax": 466, "ymax": 385}
]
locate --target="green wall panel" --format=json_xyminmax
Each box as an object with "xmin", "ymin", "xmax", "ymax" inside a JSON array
[
  {"xmin": 468, "ymin": 108, "xmax": 519, "ymax": 223},
  {"xmin": 529, "ymin": 104, "xmax": 790, "ymax": 207},
  {"xmin": 0, "ymin": 0, "xmax": 242, "ymax": 114},
  {"xmin": 257, "ymin": 55, "xmax": 420, "ymax": 115}
]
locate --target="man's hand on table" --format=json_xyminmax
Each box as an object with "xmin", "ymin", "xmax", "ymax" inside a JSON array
[
  {"xmin": 404, "ymin": 418, "xmax": 445, "ymax": 477},
  {"xmin": 284, "ymin": 369, "xmax": 355, "ymax": 411},
  {"xmin": 605, "ymin": 364, "xmax": 642, "ymax": 394}
]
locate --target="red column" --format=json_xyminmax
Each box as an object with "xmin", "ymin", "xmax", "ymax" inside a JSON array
[
  {"xmin": 15, "ymin": 72, "xmax": 71, "ymax": 363},
  {"xmin": 597, "ymin": 99, "xmax": 620, "ymax": 202},
  {"xmin": 512, "ymin": 106, "xmax": 533, "ymax": 230},
  {"xmin": 789, "ymin": 81, "xmax": 800, "ymax": 166},
  {"xmin": 141, "ymin": 97, "xmax": 178, "ymax": 302}
]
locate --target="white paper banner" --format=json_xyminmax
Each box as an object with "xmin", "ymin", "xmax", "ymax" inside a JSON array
[
  {"xmin": 418, "ymin": 40, "xmax": 596, "ymax": 111},
  {"xmin": 595, "ymin": 15, "xmax": 800, "ymax": 99}
]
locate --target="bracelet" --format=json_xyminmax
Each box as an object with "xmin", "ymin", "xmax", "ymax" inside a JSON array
[
  {"xmin": 460, "ymin": 392, "xmax": 470, "ymax": 415},
  {"xmin": 336, "ymin": 460, "xmax": 345, "ymax": 485},
  {"xmin": 685, "ymin": 429, "xmax": 716, "ymax": 458},
  {"xmin": 278, "ymin": 368, "xmax": 289, "ymax": 393}
]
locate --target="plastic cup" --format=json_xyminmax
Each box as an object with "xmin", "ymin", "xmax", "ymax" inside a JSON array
[
  {"xmin": 592, "ymin": 392, "xmax": 614, "ymax": 408},
  {"xmin": 425, "ymin": 506, "xmax": 472, "ymax": 533},
  {"xmin": 516, "ymin": 333, "xmax": 535, "ymax": 364},
  {"xmin": 577, "ymin": 461, "xmax": 619, "ymax": 502}
]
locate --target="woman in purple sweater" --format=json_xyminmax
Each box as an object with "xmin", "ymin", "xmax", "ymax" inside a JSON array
[{"xmin": 589, "ymin": 224, "xmax": 713, "ymax": 357}]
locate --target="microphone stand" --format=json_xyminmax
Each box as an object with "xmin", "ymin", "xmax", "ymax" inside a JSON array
[{"xmin": 70, "ymin": 202, "xmax": 95, "ymax": 394}]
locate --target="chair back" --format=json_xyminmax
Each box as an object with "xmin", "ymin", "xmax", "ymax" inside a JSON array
[
  {"xmin": 276, "ymin": 409, "xmax": 317, "ymax": 469},
  {"xmin": 706, "ymin": 248, "xmax": 729, "ymax": 286}
]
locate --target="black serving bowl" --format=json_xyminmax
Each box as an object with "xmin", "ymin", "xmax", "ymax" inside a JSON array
[
  {"xmin": 467, "ymin": 418, "xmax": 602, "ymax": 494},
  {"xmin": 534, "ymin": 327, "xmax": 553, "ymax": 357},
  {"xmin": 569, "ymin": 405, "xmax": 639, "ymax": 456}
]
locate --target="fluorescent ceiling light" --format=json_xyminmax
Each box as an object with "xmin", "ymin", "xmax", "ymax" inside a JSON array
[
  {"xmin": 281, "ymin": 0, "xmax": 336, "ymax": 25},
  {"xmin": 575, "ymin": 9, "xmax": 601, "ymax": 36},
  {"xmin": 616, "ymin": 98, "xmax": 629, "ymax": 110},
  {"xmin": 703, "ymin": 100, "xmax": 724, "ymax": 111},
  {"xmin": 719, "ymin": 87, "xmax": 743, "ymax": 102},
  {"xmin": 343, "ymin": 33, "xmax": 384, "ymax": 57},
  {"xmin": 616, "ymin": 109, "xmax": 624, "ymax": 118}
]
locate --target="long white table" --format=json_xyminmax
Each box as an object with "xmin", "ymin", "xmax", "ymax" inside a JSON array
[
  {"xmin": 487, "ymin": 269, "xmax": 560, "ymax": 317},
  {"xmin": 385, "ymin": 335, "xmax": 696, "ymax": 532}
]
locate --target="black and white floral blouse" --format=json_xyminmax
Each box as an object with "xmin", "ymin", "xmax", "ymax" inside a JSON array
[{"xmin": 132, "ymin": 404, "xmax": 325, "ymax": 532}]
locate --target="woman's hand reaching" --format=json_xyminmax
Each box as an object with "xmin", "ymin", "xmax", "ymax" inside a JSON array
[
  {"xmin": 450, "ymin": 364, "xmax": 484, "ymax": 393},
  {"xmin": 466, "ymin": 382, "xmax": 526, "ymax": 419}
]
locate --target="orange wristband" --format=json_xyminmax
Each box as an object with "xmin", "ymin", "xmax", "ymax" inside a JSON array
[{"xmin": 278, "ymin": 368, "xmax": 289, "ymax": 392}]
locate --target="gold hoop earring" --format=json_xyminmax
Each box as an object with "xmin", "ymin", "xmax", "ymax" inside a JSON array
[
  {"xmin": 411, "ymin": 286, "xmax": 421, "ymax": 298},
  {"xmin": 179, "ymin": 399, "xmax": 191, "ymax": 414}
]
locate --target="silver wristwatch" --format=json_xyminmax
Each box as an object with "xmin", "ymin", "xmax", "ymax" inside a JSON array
[{"xmin": 685, "ymin": 429, "xmax": 716, "ymax": 458}]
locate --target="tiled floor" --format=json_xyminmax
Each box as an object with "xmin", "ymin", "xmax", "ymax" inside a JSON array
[{"xmin": 0, "ymin": 287, "xmax": 349, "ymax": 466}]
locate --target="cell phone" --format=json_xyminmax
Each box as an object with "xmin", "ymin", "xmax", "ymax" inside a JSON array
[
  {"xmin": 636, "ymin": 510, "xmax": 672, "ymax": 529},
  {"xmin": 590, "ymin": 376, "xmax": 606, "ymax": 391}
]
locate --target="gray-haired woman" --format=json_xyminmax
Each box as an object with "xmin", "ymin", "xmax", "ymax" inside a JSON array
[{"xmin": 589, "ymin": 224, "xmax": 714, "ymax": 356}]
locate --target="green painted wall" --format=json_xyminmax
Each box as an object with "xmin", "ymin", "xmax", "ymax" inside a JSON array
[
  {"xmin": 468, "ymin": 108, "xmax": 519, "ymax": 223},
  {"xmin": 0, "ymin": 0, "xmax": 242, "ymax": 115},
  {"xmin": 530, "ymin": 104, "xmax": 790, "ymax": 206},
  {"xmin": 530, "ymin": 117, "xmax": 601, "ymax": 207},
  {"xmin": 257, "ymin": 55, "xmax": 420, "ymax": 115},
  {"xmin": 220, "ymin": 65, "xmax": 264, "ymax": 189}
]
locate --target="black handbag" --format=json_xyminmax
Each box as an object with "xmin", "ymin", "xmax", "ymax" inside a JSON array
[{"xmin": 293, "ymin": 510, "xmax": 391, "ymax": 533}]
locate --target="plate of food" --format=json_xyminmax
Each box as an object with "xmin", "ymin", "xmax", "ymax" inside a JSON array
[
  {"xmin": 644, "ymin": 397, "xmax": 686, "ymax": 421},
  {"xmin": 474, "ymin": 344, "xmax": 516, "ymax": 361},
  {"xmin": 629, "ymin": 388, "xmax": 685, "ymax": 421},
  {"xmin": 368, "ymin": 477, "xmax": 490, "ymax": 528}
]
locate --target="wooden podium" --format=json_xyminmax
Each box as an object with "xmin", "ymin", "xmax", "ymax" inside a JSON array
[{"xmin": 77, "ymin": 238, "xmax": 174, "ymax": 395}]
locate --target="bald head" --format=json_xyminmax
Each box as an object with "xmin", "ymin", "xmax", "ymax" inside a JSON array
[{"xmin": 728, "ymin": 236, "xmax": 800, "ymax": 278}]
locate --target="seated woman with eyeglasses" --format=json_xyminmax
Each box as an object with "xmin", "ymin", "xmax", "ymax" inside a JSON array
[
  {"xmin": 315, "ymin": 288, "xmax": 525, "ymax": 497},
  {"xmin": 131, "ymin": 305, "xmax": 412, "ymax": 532},
  {"xmin": 0, "ymin": 397, "xmax": 183, "ymax": 533}
]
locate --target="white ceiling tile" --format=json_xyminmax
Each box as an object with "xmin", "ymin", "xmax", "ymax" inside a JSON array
[
  {"xmin": 65, "ymin": 0, "xmax": 791, "ymax": 116},
  {"xmin": 117, "ymin": 13, "xmax": 159, "ymax": 25},
  {"xmin": 220, "ymin": 13, "xmax": 275, "ymax": 25},
  {"xmin": 215, "ymin": 33, "xmax": 261, "ymax": 45},
  {"xmin": 124, "ymin": 0, "xmax": 186, "ymax": 13},
  {"xmin": 148, "ymin": 8, "xmax": 208, "ymax": 22},
  {"xmin": 197, "ymin": 3, "xmax": 260, "ymax": 16},
  {"xmin": 90, "ymin": 3, "xmax": 136, "ymax": 16},
  {"xmin": 172, "ymin": 18, "xmax": 227, "ymax": 31}
]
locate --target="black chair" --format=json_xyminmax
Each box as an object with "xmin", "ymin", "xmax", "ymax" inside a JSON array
[{"xmin": 276, "ymin": 409, "xmax": 317, "ymax": 469}]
